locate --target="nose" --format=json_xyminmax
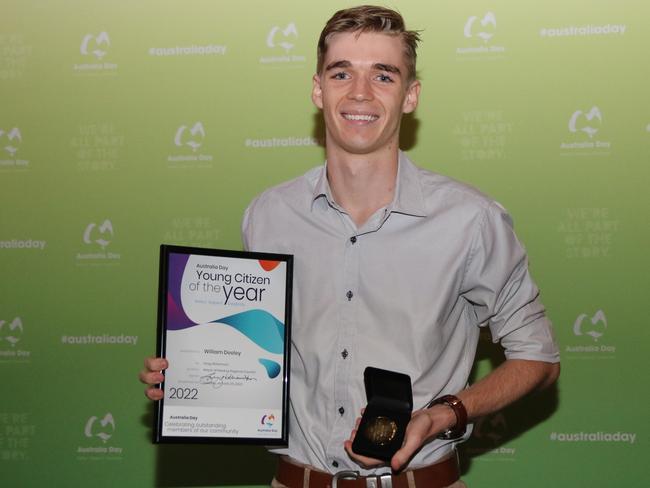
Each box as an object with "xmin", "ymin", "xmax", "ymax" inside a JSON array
[{"xmin": 348, "ymin": 76, "xmax": 373, "ymax": 102}]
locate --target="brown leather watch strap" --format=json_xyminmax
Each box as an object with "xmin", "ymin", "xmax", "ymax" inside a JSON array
[{"xmin": 428, "ymin": 394, "xmax": 467, "ymax": 440}]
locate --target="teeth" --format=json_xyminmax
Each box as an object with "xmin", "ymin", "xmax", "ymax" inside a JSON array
[{"xmin": 343, "ymin": 114, "xmax": 378, "ymax": 121}]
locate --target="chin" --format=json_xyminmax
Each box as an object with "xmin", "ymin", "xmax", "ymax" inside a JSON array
[{"xmin": 340, "ymin": 143, "xmax": 384, "ymax": 155}]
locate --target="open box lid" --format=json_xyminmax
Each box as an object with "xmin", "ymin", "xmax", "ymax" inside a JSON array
[{"xmin": 364, "ymin": 366, "xmax": 413, "ymax": 412}]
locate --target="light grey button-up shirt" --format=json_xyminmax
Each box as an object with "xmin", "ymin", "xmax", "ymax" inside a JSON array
[{"xmin": 242, "ymin": 152, "xmax": 559, "ymax": 474}]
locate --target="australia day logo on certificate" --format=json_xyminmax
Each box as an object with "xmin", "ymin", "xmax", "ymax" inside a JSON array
[{"xmin": 160, "ymin": 250, "xmax": 288, "ymax": 441}]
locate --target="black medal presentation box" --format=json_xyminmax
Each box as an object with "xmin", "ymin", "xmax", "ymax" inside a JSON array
[{"xmin": 351, "ymin": 367, "xmax": 413, "ymax": 461}]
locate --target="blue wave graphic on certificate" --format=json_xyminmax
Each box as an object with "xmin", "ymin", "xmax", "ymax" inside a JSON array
[
  {"xmin": 167, "ymin": 252, "xmax": 284, "ymax": 378},
  {"xmin": 211, "ymin": 309, "xmax": 284, "ymax": 355},
  {"xmin": 259, "ymin": 358, "xmax": 282, "ymax": 378}
]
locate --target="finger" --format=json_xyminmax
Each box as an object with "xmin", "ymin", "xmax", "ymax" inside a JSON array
[
  {"xmin": 144, "ymin": 357, "xmax": 168, "ymax": 372},
  {"xmin": 343, "ymin": 440, "xmax": 384, "ymax": 469},
  {"xmin": 390, "ymin": 425, "xmax": 427, "ymax": 471},
  {"xmin": 139, "ymin": 370, "xmax": 165, "ymax": 386},
  {"xmin": 145, "ymin": 386, "xmax": 164, "ymax": 401},
  {"xmin": 391, "ymin": 440, "xmax": 418, "ymax": 471},
  {"xmin": 389, "ymin": 410, "xmax": 435, "ymax": 471}
]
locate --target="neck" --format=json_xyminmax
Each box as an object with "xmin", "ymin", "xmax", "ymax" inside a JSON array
[{"xmin": 326, "ymin": 146, "xmax": 399, "ymax": 228}]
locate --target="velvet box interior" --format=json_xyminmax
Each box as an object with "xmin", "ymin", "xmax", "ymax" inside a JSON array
[{"xmin": 351, "ymin": 367, "xmax": 413, "ymax": 462}]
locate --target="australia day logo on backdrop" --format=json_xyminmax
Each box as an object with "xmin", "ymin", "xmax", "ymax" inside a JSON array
[
  {"xmin": 167, "ymin": 121, "xmax": 214, "ymax": 167},
  {"xmin": 0, "ymin": 316, "xmax": 31, "ymax": 361},
  {"xmin": 560, "ymin": 106, "xmax": 611, "ymax": 154},
  {"xmin": 457, "ymin": 11, "xmax": 506, "ymax": 57},
  {"xmin": 85, "ymin": 413, "xmax": 116, "ymax": 443},
  {"xmin": 76, "ymin": 219, "xmax": 121, "ymax": 263},
  {"xmin": 566, "ymin": 309, "xmax": 616, "ymax": 357},
  {"xmin": 466, "ymin": 412, "xmax": 515, "ymax": 457},
  {"xmin": 73, "ymin": 31, "xmax": 118, "ymax": 73},
  {"xmin": 77, "ymin": 413, "xmax": 123, "ymax": 459},
  {"xmin": 260, "ymin": 22, "xmax": 306, "ymax": 65},
  {"xmin": 569, "ymin": 106, "xmax": 602, "ymax": 139},
  {"xmin": 0, "ymin": 127, "xmax": 29, "ymax": 169}
]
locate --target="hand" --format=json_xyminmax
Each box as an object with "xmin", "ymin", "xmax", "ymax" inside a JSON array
[
  {"xmin": 138, "ymin": 356, "xmax": 168, "ymax": 401},
  {"xmin": 344, "ymin": 405, "xmax": 455, "ymax": 472},
  {"xmin": 343, "ymin": 411, "xmax": 385, "ymax": 470}
]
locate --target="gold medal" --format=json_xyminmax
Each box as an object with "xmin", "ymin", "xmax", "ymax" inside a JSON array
[{"xmin": 363, "ymin": 416, "xmax": 398, "ymax": 446}]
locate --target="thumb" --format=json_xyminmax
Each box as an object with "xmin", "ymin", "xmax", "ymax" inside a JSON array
[
  {"xmin": 390, "ymin": 411, "xmax": 434, "ymax": 471},
  {"xmin": 390, "ymin": 430, "xmax": 424, "ymax": 471}
]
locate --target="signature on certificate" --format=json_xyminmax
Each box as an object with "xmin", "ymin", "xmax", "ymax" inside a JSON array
[{"xmin": 200, "ymin": 372, "xmax": 258, "ymax": 389}]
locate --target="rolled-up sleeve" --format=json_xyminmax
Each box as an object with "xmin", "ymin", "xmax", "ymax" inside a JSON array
[{"xmin": 461, "ymin": 202, "xmax": 560, "ymax": 363}]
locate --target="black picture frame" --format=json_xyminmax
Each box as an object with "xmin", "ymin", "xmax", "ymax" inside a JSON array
[{"xmin": 153, "ymin": 244, "xmax": 292, "ymax": 445}]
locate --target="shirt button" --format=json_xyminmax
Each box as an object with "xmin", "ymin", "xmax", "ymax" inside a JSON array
[
  {"xmin": 350, "ymin": 236, "xmax": 357, "ymax": 244},
  {"xmin": 332, "ymin": 460, "xmax": 339, "ymax": 468},
  {"xmin": 346, "ymin": 290, "xmax": 353, "ymax": 301},
  {"xmin": 341, "ymin": 349, "xmax": 348, "ymax": 359},
  {"xmin": 338, "ymin": 406, "xmax": 345, "ymax": 415}
]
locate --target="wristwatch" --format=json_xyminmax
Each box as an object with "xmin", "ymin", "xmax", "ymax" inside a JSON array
[{"xmin": 426, "ymin": 394, "xmax": 468, "ymax": 440}]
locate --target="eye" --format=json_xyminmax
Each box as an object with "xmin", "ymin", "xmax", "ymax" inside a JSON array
[
  {"xmin": 376, "ymin": 73, "xmax": 394, "ymax": 83},
  {"xmin": 331, "ymin": 71, "xmax": 349, "ymax": 80}
]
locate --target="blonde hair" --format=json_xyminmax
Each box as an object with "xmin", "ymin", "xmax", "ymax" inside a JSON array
[{"xmin": 317, "ymin": 5, "xmax": 421, "ymax": 81}]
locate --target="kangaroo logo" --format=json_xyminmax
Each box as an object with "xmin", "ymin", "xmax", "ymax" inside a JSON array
[
  {"xmin": 83, "ymin": 220, "xmax": 114, "ymax": 250},
  {"xmin": 84, "ymin": 413, "xmax": 116, "ymax": 443},
  {"xmin": 0, "ymin": 127, "xmax": 22, "ymax": 157},
  {"xmin": 174, "ymin": 122, "xmax": 205, "ymax": 152},
  {"xmin": 569, "ymin": 107, "xmax": 602, "ymax": 139},
  {"xmin": 464, "ymin": 12, "xmax": 497, "ymax": 43},
  {"xmin": 80, "ymin": 32, "xmax": 110, "ymax": 60},
  {"xmin": 0, "ymin": 317, "xmax": 23, "ymax": 347},
  {"xmin": 266, "ymin": 23, "xmax": 298, "ymax": 54},
  {"xmin": 573, "ymin": 310, "xmax": 607, "ymax": 341}
]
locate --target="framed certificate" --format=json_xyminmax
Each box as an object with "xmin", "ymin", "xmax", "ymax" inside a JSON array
[{"xmin": 153, "ymin": 244, "xmax": 292, "ymax": 444}]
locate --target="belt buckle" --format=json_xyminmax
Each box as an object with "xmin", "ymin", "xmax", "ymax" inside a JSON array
[
  {"xmin": 332, "ymin": 470, "xmax": 359, "ymax": 488},
  {"xmin": 364, "ymin": 473, "xmax": 393, "ymax": 488},
  {"xmin": 331, "ymin": 471, "xmax": 394, "ymax": 488},
  {"xmin": 366, "ymin": 473, "xmax": 393, "ymax": 488},
  {"xmin": 377, "ymin": 474, "xmax": 393, "ymax": 488}
]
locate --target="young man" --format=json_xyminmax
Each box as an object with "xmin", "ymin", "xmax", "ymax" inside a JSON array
[{"xmin": 142, "ymin": 6, "xmax": 560, "ymax": 487}]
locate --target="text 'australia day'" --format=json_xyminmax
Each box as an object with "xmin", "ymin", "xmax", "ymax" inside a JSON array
[{"xmin": 193, "ymin": 269, "xmax": 271, "ymax": 304}]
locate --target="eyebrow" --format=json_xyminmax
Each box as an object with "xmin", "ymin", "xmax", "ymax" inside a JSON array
[
  {"xmin": 325, "ymin": 60, "xmax": 352, "ymax": 71},
  {"xmin": 324, "ymin": 60, "xmax": 402, "ymax": 75},
  {"xmin": 374, "ymin": 63, "xmax": 401, "ymax": 74}
]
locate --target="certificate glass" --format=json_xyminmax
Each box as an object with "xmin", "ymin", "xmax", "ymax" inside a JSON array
[{"xmin": 154, "ymin": 245, "xmax": 292, "ymax": 444}]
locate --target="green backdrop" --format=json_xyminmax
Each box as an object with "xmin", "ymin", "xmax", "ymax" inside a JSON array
[{"xmin": 1, "ymin": 0, "xmax": 648, "ymax": 486}]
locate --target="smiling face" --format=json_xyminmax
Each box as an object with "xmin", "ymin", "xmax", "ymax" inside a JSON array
[{"xmin": 312, "ymin": 31, "xmax": 420, "ymax": 159}]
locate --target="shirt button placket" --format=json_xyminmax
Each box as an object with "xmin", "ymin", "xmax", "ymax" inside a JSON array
[{"xmin": 327, "ymin": 233, "xmax": 360, "ymax": 464}]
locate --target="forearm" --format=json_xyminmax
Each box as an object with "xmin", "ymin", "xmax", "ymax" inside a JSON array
[
  {"xmin": 457, "ymin": 358, "xmax": 560, "ymax": 421},
  {"xmin": 421, "ymin": 358, "xmax": 559, "ymax": 442}
]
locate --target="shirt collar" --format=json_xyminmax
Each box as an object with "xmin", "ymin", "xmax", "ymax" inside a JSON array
[
  {"xmin": 311, "ymin": 164, "xmax": 334, "ymax": 211},
  {"xmin": 310, "ymin": 151, "xmax": 427, "ymax": 217}
]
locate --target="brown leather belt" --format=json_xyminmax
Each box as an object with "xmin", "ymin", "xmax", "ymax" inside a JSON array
[{"xmin": 276, "ymin": 454, "xmax": 460, "ymax": 488}]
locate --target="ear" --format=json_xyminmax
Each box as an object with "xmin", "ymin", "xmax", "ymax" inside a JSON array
[
  {"xmin": 311, "ymin": 73, "xmax": 323, "ymax": 109},
  {"xmin": 402, "ymin": 80, "xmax": 421, "ymax": 114}
]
